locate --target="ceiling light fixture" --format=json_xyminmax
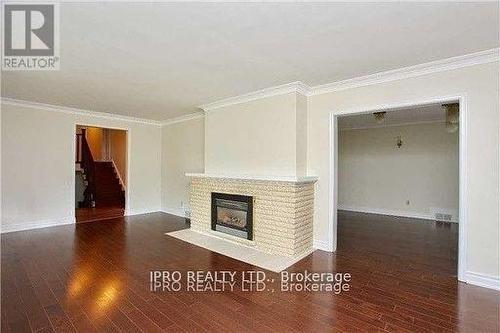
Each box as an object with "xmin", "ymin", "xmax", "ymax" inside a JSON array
[{"xmin": 373, "ymin": 111, "xmax": 386, "ymax": 124}]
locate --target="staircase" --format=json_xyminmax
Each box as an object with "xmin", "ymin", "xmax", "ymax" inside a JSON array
[
  {"xmin": 76, "ymin": 129, "xmax": 125, "ymax": 208},
  {"xmin": 94, "ymin": 162, "xmax": 125, "ymax": 207}
]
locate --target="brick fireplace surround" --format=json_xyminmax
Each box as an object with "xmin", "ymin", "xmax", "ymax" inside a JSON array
[{"xmin": 186, "ymin": 174, "xmax": 318, "ymax": 256}]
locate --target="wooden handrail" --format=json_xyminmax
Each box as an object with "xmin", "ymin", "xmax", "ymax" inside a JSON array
[{"xmin": 77, "ymin": 129, "xmax": 96, "ymax": 207}]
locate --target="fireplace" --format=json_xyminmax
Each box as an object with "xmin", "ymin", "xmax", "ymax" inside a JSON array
[{"xmin": 211, "ymin": 192, "xmax": 253, "ymax": 240}]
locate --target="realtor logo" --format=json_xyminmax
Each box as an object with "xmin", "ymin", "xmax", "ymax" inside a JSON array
[{"xmin": 2, "ymin": 3, "xmax": 60, "ymax": 70}]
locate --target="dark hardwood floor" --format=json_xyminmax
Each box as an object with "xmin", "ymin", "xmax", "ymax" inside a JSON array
[
  {"xmin": 338, "ymin": 210, "xmax": 459, "ymax": 278},
  {"xmin": 75, "ymin": 207, "xmax": 125, "ymax": 224},
  {"xmin": 2, "ymin": 211, "xmax": 499, "ymax": 332}
]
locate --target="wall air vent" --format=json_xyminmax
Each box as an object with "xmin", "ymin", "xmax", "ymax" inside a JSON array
[
  {"xmin": 431, "ymin": 208, "xmax": 458, "ymax": 223},
  {"xmin": 435, "ymin": 213, "xmax": 452, "ymax": 222}
]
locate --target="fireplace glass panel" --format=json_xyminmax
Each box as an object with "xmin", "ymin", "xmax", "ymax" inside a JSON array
[
  {"xmin": 217, "ymin": 207, "xmax": 247, "ymax": 229},
  {"xmin": 211, "ymin": 193, "xmax": 253, "ymax": 240}
]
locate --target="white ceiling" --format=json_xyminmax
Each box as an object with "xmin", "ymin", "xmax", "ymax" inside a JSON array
[
  {"xmin": 1, "ymin": 2, "xmax": 498, "ymax": 121},
  {"xmin": 338, "ymin": 104, "xmax": 448, "ymax": 129}
]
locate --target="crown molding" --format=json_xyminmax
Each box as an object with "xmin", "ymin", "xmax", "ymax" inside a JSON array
[
  {"xmin": 161, "ymin": 111, "xmax": 205, "ymax": 126},
  {"xmin": 0, "ymin": 98, "xmax": 163, "ymax": 126},
  {"xmin": 197, "ymin": 48, "xmax": 499, "ymax": 112},
  {"xmin": 199, "ymin": 81, "xmax": 311, "ymax": 112},
  {"xmin": 3, "ymin": 49, "xmax": 497, "ymax": 123},
  {"xmin": 309, "ymin": 48, "xmax": 500, "ymax": 96}
]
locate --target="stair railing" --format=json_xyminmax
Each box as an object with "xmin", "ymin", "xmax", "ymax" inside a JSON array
[{"xmin": 77, "ymin": 129, "xmax": 96, "ymax": 207}]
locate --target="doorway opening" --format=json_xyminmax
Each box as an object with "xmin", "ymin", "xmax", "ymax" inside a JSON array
[
  {"xmin": 332, "ymin": 100, "xmax": 462, "ymax": 281},
  {"xmin": 75, "ymin": 125, "xmax": 128, "ymax": 223}
]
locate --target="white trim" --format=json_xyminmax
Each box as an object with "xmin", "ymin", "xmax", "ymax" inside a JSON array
[
  {"xmin": 338, "ymin": 205, "xmax": 459, "ymax": 222},
  {"xmin": 1, "ymin": 216, "xmax": 75, "ymax": 234},
  {"xmin": 125, "ymin": 129, "xmax": 131, "ymax": 215},
  {"xmin": 185, "ymin": 173, "xmax": 318, "ymax": 184},
  {"xmin": 1, "ymin": 98, "xmax": 162, "ymax": 126},
  {"xmin": 161, "ymin": 208, "xmax": 187, "ymax": 218},
  {"xmin": 196, "ymin": 49, "xmax": 498, "ymax": 112},
  {"xmin": 310, "ymin": 48, "xmax": 499, "ymax": 95},
  {"xmin": 110, "ymin": 159, "xmax": 126, "ymax": 191},
  {"xmin": 458, "ymin": 96, "xmax": 468, "ymax": 283},
  {"xmin": 340, "ymin": 119, "xmax": 445, "ymax": 131},
  {"xmin": 313, "ymin": 239, "xmax": 331, "ymax": 252},
  {"xmin": 125, "ymin": 209, "xmax": 160, "ymax": 216},
  {"xmin": 199, "ymin": 81, "xmax": 310, "ymax": 112},
  {"xmin": 465, "ymin": 272, "xmax": 500, "ymax": 291},
  {"xmin": 328, "ymin": 95, "xmax": 468, "ymax": 282},
  {"xmin": 161, "ymin": 112, "xmax": 205, "ymax": 126},
  {"xmin": 327, "ymin": 113, "xmax": 338, "ymax": 252},
  {"xmin": 73, "ymin": 124, "xmax": 131, "ymax": 215},
  {"xmin": 3, "ymin": 49, "xmax": 497, "ymax": 123}
]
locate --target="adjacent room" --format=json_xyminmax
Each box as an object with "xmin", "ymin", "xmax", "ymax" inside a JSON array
[
  {"xmin": 336, "ymin": 103, "xmax": 459, "ymax": 279},
  {"xmin": 1, "ymin": 2, "xmax": 499, "ymax": 332},
  {"xmin": 75, "ymin": 125, "xmax": 127, "ymax": 223}
]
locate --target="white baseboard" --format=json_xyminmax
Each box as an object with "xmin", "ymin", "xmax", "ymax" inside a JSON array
[
  {"xmin": 465, "ymin": 271, "xmax": 500, "ymax": 291},
  {"xmin": 125, "ymin": 209, "xmax": 161, "ymax": 216},
  {"xmin": 161, "ymin": 208, "xmax": 187, "ymax": 218},
  {"xmin": 313, "ymin": 239, "xmax": 332, "ymax": 252},
  {"xmin": 1, "ymin": 216, "xmax": 75, "ymax": 234},
  {"xmin": 338, "ymin": 205, "xmax": 457, "ymax": 222}
]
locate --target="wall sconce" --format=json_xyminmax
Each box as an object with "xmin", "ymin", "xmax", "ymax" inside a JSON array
[
  {"xmin": 396, "ymin": 136, "xmax": 403, "ymax": 148},
  {"xmin": 443, "ymin": 103, "xmax": 459, "ymax": 133}
]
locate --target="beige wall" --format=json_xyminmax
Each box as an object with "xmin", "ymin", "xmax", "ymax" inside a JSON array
[
  {"xmin": 1, "ymin": 61, "xmax": 498, "ymax": 284},
  {"xmin": 1, "ymin": 103, "xmax": 162, "ymax": 232},
  {"xmin": 308, "ymin": 62, "xmax": 499, "ymax": 278},
  {"xmin": 75, "ymin": 125, "xmax": 104, "ymax": 160},
  {"xmin": 161, "ymin": 118, "xmax": 205, "ymax": 215},
  {"xmin": 109, "ymin": 129, "xmax": 127, "ymax": 187},
  {"xmin": 85, "ymin": 127, "xmax": 104, "ymax": 160},
  {"xmin": 339, "ymin": 122, "xmax": 459, "ymax": 220},
  {"xmin": 193, "ymin": 63, "xmax": 499, "ymax": 280},
  {"xmin": 205, "ymin": 92, "xmax": 307, "ymax": 177}
]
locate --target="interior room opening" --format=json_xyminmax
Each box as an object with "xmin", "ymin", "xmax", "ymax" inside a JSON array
[
  {"xmin": 75, "ymin": 125, "xmax": 128, "ymax": 223},
  {"xmin": 335, "ymin": 102, "xmax": 460, "ymax": 279}
]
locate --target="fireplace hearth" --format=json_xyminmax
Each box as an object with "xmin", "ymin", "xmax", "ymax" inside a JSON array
[{"xmin": 211, "ymin": 192, "xmax": 253, "ymax": 240}]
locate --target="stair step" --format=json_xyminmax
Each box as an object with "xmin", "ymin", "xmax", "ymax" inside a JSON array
[
  {"xmin": 95, "ymin": 172, "xmax": 117, "ymax": 177},
  {"xmin": 97, "ymin": 196, "xmax": 125, "ymax": 201},
  {"xmin": 95, "ymin": 180, "xmax": 118, "ymax": 184},
  {"xmin": 95, "ymin": 177, "xmax": 119, "ymax": 182},
  {"xmin": 96, "ymin": 189, "xmax": 124, "ymax": 194},
  {"xmin": 96, "ymin": 190, "xmax": 123, "ymax": 195},
  {"xmin": 98, "ymin": 196, "xmax": 124, "ymax": 200},
  {"xmin": 96, "ymin": 188, "xmax": 124, "ymax": 193},
  {"xmin": 83, "ymin": 161, "xmax": 125, "ymax": 207},
  {"xmin": 96, "ymin": 192, "xmax": 124, "ymax": 196}
]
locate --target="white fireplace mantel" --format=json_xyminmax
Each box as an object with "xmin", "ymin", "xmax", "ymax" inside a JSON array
[{"xmin": 185, "ymin": 173, "xmax": 318, "ymax": 184}]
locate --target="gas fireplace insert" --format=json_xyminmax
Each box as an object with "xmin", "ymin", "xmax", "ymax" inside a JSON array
[{"xmin": 211, "ymin": 192, "xmax": 253, "ymax": 240}]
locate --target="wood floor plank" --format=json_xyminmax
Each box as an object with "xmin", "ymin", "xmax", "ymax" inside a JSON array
[
  {"xmin": 1, "ymin": 211, "xmax": 499, "ymax": 333},
  {"xmin": 44, "ymin": 304, "xmax": 76, "ymax": 333}
]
